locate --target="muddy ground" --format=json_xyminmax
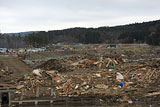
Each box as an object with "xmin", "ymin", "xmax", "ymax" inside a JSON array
[
  {"xmin": 0, "ymin": 55, "xmax": 32, "ymax": 81},
  {"xmin": 0, "ymin": 44, "xmax": 160, "ymax": 106}
]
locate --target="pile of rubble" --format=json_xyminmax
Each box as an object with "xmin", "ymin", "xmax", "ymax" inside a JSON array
[
  {"xmin": 36, "ymin": 54, "xmax": 123, "ymax": 71},
  {"xmin": 13, "ymin": 68, "xmax": 117, "ymax": 99},
  {"xmin": 37, "ymin": 59, "xmax": 73, "ymax": 72},
  {"xmin": 1, "ymin": 52, "xmax": 160, "ymax": 102},
  {"xmin": 7, "ymin": 54, "xmax": 121, "ymax": 99}
]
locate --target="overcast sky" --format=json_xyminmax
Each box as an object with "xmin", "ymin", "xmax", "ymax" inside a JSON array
[{"xmin": 0, "ymin": 0, "xmax": 160, "ymax": 33}]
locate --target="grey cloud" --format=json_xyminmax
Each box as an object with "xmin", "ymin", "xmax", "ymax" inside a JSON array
[{"xmin": 0, "ymin": 0, "xmax": 160, "ymax": 33}]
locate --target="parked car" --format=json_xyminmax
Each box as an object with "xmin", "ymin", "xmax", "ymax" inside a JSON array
[
  {"xmin": 0, "ymin": 48, "xmax": 10, "ymax": 53},
  {"xmin": 18, "ymin": 49, "xmax": 25, "ymax": 53}
]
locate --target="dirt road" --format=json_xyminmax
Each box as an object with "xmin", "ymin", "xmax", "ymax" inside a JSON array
[{"xmin": 0, "ymin": 55, "xmax": 33, "ymax": 79}]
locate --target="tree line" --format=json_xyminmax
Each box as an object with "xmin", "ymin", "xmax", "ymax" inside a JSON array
[
  {"xmin": 1, "ymin": 19, "xmax": 160, "ymax": 48},
  {"xmin": 23, "ymin": 20, "xmax": 160, "ymax": 46},
  {"xmin": 0, "ymin": 33, "xmax": 26, "ymax": 48}
]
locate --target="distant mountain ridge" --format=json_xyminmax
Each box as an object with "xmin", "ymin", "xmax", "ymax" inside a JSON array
[
  {"xmin": 22, "ymin": 19, "xmax": 160, "ymax": 46},
  {"xmin": 2, "ymin": 19, "xmax": 160, "ymax": 46},
  {"xmin": 5, "ymin": 31, "xmax": 40, "ymax": 37}
]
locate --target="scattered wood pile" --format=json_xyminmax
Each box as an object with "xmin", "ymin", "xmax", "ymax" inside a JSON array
[{"xmin": 0, "ymin": 53, "xmax": 160, "ymax": 102}]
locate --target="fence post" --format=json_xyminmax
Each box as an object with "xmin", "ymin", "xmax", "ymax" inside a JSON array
[
  {"xmin": 36, "ymin": 87, "xmax": 39, "ymax": 97},
  {"xmin": 20, "ymin": 92, "xmax": 23, "ymax": 100},
  {"xmin": 51, "ymin": 88, "xmax": 53, "ymax": 96}
]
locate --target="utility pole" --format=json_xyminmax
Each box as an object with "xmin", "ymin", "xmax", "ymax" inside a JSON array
[{"xmin": 133, "ymin": 39, "xmax": 136, "ymax": 44}]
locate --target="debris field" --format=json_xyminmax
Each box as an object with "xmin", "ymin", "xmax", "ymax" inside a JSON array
[{"xmin": 0, "ymin": 46, "xmax": 160, "ymax": 105}]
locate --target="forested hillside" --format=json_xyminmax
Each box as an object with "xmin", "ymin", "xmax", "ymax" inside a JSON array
[
  {"xmin": 24, "ymin": 20, "xmax": 160, "ymax": 46},
  {"xmin": 0, "ymin": 20, "xmax": 160, "ymax": 48},
  {"xmin": 0, "ymin": 34, "xmax": 25, "ymax": 48}
]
